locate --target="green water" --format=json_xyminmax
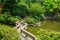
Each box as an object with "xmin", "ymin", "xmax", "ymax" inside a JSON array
[
  {"xmin": 27, "ymin": 20, "xmax": 60, "ymax": 35},
  {"xmin": 0, "ymin": 23, "xmax": 13, "ymax": 28}
]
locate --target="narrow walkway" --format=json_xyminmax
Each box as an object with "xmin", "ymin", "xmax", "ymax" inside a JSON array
[
  {"xmin": 15, "ymin": 20, "xmax": 37, "ymax": 40},
  {"xmin": 16, "ymin": 21, "xmax": 31, "ymax": 40},
  {"xmin": 17, "ymin": 28, "xmax": 31, "ymax": 40},
  {"xmin": 21, "ymin": 33, "xmax": 31, "ymax": 40}
]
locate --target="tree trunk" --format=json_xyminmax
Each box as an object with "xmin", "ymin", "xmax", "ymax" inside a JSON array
[
  {"xmin": 10, "ymin": 6, "xmax": 13, "ymax": 14},
  {"xmin": 0, "ymin": 2, "xmax": 4, "ymax": 13}
]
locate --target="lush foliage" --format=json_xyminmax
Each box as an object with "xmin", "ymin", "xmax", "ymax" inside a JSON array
[
  {"xmin": 0, "ymin": 24, "xmax": 20, "ymax": 40},
  {"xmin": 30, "ymin": 3, "xmax": 46, "ymax": 20},
  {"xmin": 1, "ymin": 0, "xmax": 59, "ymax": 25},
  {"xmin": 2, "ymin": 0, "xmax": 60, "ymax": 16},
  {"xmin": 1, "ymin": 0, "xmax": 60, "ymax": 24},
  {"xmin": 43, "ymin": 0, "xmax": 60, "ymax": 17},
  {"xmin": 25, "ymin": 17, "xmax": 38, "ymax": 24},
  {"xmin": 19, "ymin": 0, "xmax": 60, "ymax": 20},
  {"xmin": 0, "ymin": 13, "xmax": 20, "ymax": 25},
  {"xmin": 12, "ymin": 2, "xmax": 30, "ymax": 17},
  {"xmin": 3, "ymin": 0, "xmax": 46, "ymax": 21},
  {"xmin": 4, "ymin": 0, "xmax": 20, "ymax": 12},
  {"xmin": 37, "ymin": 29, "xmax": 60, "ymax": 40},
  {"xmin": 1, "ymin": 0, "xmax": 60, "ymax": 40}
]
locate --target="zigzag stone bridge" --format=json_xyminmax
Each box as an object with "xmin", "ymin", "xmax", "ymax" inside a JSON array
[{"xmin": 14, "ymin": 20, "xmax": 37, "ymax": 40}]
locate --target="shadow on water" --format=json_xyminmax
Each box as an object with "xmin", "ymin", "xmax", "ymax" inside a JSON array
[
  {"xmin": 0, "ymin": 21, "xmax": 15, "ymax": 27},
  {"xmin": 46, "ymin": 18, "xmax": 60, "ymax": 23}
]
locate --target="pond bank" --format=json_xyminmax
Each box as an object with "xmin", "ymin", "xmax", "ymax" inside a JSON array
[{"xmin": 27, "ymin": 20, "xmax": 60, "ymax": 35}]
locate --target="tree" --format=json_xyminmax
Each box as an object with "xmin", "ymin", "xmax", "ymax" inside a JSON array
[
  {"xmin": 30, "ymin": 3, "xmax": 46, "ymax": 20},
  {"xmin": 43, "ymin": 0, "xmax": 60, "ymax": 17},
  {"xmin": 12, "ymin": 2, "xmax": 30, "ymax": 17},
  {"xmin": 4, "ymin": 0, "xmax": 20, "ymax": 13},
  {"xmin": 0, "ymin": 0, "xmax": 4, "ymax": 13}
]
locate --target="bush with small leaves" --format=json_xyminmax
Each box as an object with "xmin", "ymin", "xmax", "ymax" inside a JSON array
[
  {"xmin": 0, "ymin": 13, "xmax": 20, "ymax": 25},
  {"xmin": 12, "ymin": 2, "xmax": 30, "ymax": 17},
  {"xmin": 0, "ymin": 24, "xmax": 20, "ymax": 40},
  {"xmin": 37, "ymin": 29, "xmax": 60, "ymax": 40},
  {"xmin": 30, "ymin": 3, "xmax": 46, "ymax": 21},
  {"xmin": 25, "ymin": 17, "xmax": 38, "ymax": 24}
]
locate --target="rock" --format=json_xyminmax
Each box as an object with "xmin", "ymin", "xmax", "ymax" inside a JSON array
[
  {"xmin": 29, "ymin": 22, "xmax": 41, "ymax": 27},
  {"xmin": 36, "ymin": 22, "xmax": 41, "ymax": 26}
]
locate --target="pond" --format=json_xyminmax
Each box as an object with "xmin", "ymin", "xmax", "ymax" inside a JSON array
[
  {"xmin": 0, "ymin": 23, "xmax": 13, "ymax": 28},
  {"xmin": 27, "ymin": 20, "xmax": 60, "ymax": 35}
]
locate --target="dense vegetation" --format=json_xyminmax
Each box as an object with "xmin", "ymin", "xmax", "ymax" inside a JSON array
[
  {"xmin": 1, "ymin": 0, "xmax": 60, "ymax": 24},
  {"xmin": 0, "ymin": 13, "xmax": 20, "ymax": 25},
  {"xmin": 0, "ymin": 0, "xmax": 60, "ymax": 40},
  {"xmin": 37, "ymin": 29, "xmax": 60, "ymax": 40},
  {"xmin": 0, "ymin": 0, "xmax": 60, "ymax": 24},
  {"xmin": 0, "ymin": 24, "xmax": 20, "ymax": 40},
  {"xmin": 0, "ymin": 0, "xmax": 21, "ymax": 40}
]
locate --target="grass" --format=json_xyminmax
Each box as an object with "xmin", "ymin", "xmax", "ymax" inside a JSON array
[{"xmin": 27, "ymin": 20, "xmax": 60, "ymax": 35}]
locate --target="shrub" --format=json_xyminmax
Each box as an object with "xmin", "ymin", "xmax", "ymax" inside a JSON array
[
  {"xmin": 0, "ymin": 13, "xmax": 20, "ymax": 25},
  {"xmin": 12, "ymin": 2, "xmax": 30, "ymax": 17},
  {"xmin": 0, "ymin": 13, "xmax": 10, "ymax": 23},
  {"xmin": 25, "ymin": 17, "xmax": 38, "ymax": 24},
  {"xmin": 30, "ymin": 3, "xmax": 46, "ymax": 21},
  {"xmin": 0, "ymin": 24, "xmax": 20, "ymax": 40},
  {"xmin": 8, "ymin": 16, "xmax": 20, "ymax": 25},
  {"xmin": 37, "ymin": 29, "xmax": 60, "ymax": 40}
]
